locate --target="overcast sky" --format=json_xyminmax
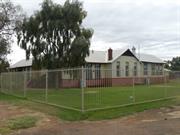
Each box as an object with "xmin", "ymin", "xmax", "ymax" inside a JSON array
[{"xmin": 8, "ymin": 0, "xmax": 180, "ymax": 64}]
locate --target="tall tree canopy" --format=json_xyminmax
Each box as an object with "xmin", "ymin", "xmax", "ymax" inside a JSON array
[
  {"xmin": 17, "ymin": 0, "xmax": 93, "ymax": 70},
  {"xmin": 0, "ymin": 0, "xmax": 23, "ymax": 72},
  {"xmin": 165, "ymin": 57, "xmax": 180, "ymax": 71}
]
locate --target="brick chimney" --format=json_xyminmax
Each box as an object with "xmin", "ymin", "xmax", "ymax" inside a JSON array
[{"xmin": 108, "ymin": 48, "xmax": 113, "ymax": 61}]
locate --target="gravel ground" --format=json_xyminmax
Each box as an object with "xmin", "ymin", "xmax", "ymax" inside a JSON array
[{"xmin": 0, "ymin": 102, "xmax": 180, "ymax": 135}]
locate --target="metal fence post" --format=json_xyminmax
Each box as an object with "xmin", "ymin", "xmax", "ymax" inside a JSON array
[
  {"xmin": 132, "ymin": 74, "xmax": 135, "ymax": 103},
  {"xmin": 0, "ymin": 74, "xmax": 2, "ymax": 92},
  {"xmin": 45, "ymin": 70, "xmax": 48, "ymax": 102},
  {"xmin": 81, "ymin": 66, "xmax": 85, "ymax": 113},
  {"xmin": 24, "ymin": 71, "xmax": 27, "ymax": 97},
  {"xmin": 10, "ymin": 72, "xmax": 12, "ymax": 94},
  {"xmin": 164, "ymin": 73, "xmax": 167, "ymax": 98}
]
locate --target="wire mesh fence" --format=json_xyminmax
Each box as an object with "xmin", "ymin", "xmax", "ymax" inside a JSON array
[{"xmin": 0, "ymin": 68, "xmax": 180, "ymax": 112}]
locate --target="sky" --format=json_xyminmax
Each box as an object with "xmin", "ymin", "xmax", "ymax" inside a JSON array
[{"xmin": 8, "ymin": 0, "xmax": 180, "ymax": 64}]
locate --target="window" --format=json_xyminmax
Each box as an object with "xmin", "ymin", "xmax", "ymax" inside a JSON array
[
  {"xmin": 144, "ymin": 63, "xmax": 148, "ymax": 75},
  {"xmin": 156, "ymin": 64, "xmax": 163, "ymax": 75},
  {"xmin": 86, "ymin": 64, "xmax": 92, "ymax": 80},
  {"xmin": 125, "ymin": 62, "xmax": 129, "ymax": 77},
  {"xmin": 95, "ymin": 64, "xmax": 101, "ymax": 79},
  {"xmin": 134, "ymin": 62, "xmax": 137, "ymax": 76},
  {"xmin": 116, "ymin": 61, "xmax": 120, "ymax": 77},
  {"xmin": 159, "ymin": 65, "xmax": 163, "ymax": 75},
  {"xmin": 151, "ymin": 64, "xmax": 155, "ymax": 75}
]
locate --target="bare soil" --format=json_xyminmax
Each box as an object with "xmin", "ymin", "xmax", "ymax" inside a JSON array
[{"xmin": 0, "ymin": 102, "xmax": 180, "ymax": 135}]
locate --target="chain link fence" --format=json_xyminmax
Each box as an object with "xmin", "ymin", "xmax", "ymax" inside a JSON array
[{"xmin": 0, "ymin": 68, "xmax": 180, "ymax": 112}]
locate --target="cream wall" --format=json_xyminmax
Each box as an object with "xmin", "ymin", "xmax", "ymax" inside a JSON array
[
  {"xmin": 61, "ymin": 60, "xmax": 164, "ymax": 79},
  {"xmin": 86, "ymin": 63, "xmax": 112, "ymax": 79},
  {"xmin": 111, "ymin": 56, "xmax": 141, "ymax": 78},
  {"xmin": 100, "ymin": 63, "xmax": 112, "ymax": 78},
  {"xmin": 109, "ymin": 56, "xmax": 164, "ymax": 78},
  {"xmin": 142, "ymin": 62, "xmax": 164, "ymax": 76}
]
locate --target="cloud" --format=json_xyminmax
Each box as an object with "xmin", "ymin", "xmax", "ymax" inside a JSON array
[
  {"xmin": 9, "ymin": 0, "xmax": 180, "ymax": 64},
  {"xmin": 83, "ymin": 2, "xmax": 180, "ymax": 59}
]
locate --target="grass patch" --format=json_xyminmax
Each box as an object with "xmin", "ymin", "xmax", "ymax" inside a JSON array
[
  {"xmin": 86, "ymin": 98, "xmax": 180, "ymax": 120},
  {"xmin": 0, "ymin": 92, "xmax": 180, "ymax": 121},
  {"xmin": 7, "ymin": 116, "xmax": 38, "ymax": 130},
  {"xmin": 4, "ymin": 79, "xmax": 179, "ymax": 111},
  {"xmin": 0, "ymin": 79, "xmax": 180, "ymax": 121},
  {"xmin": 0, "ymin": 127, "xmax": 11, "ymax": 135},
  {"xmin": 0, "ymin": 115, "xmax": 38, "ymax": 135}
]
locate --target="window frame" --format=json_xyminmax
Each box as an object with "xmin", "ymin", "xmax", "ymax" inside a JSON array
[
  {"xmin": 134, "ymin": 62, "xmax": 137, "ymax": 76},
  {"xmin": 95, "ymin": 64, "xmax": 101, "ymax": 79},
  {"xmin": 116, "ymin": 61, "xmax": 120, "ymax": 77},
  {"xmin": 125, "ymin": 62, "xmax": 129, "ymax": 77},
  {"xmin": 151, "ymin": 64, "xmax": 155, "ymax": 75},
  {"xmin": 86, "ymin": 64, "xmax": 93, "ymax": 80}
]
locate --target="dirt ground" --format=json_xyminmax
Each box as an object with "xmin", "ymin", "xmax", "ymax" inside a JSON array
[{"xmin": 0, "ymin": 102, "xmax": 180, "ymax": 135}]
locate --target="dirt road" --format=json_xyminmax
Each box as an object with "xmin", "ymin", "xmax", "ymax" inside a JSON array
[{"xmin": 0, "ymin": 102, "xmax": 180, "ymax": 135}]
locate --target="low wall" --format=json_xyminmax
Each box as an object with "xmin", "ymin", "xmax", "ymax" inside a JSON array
[
  {"xmin": 88, "ymin": 76, "xmax": 167, "ymax": 87},
  {"xmin": 60, "ymin": 79, "xmax": 80, "ymax": 88},
  {"xmin": 112, "ymin": 76, "xmax": 167, "ymax": 87},
  {"xmin": 27, "ymin": 79, "xmax": 80, "ymax": 89},
  {"xmin": 86, "ymin": 78, "xmax": 112, "ymax": 87},
  {"xmin": 149, "ymin": 76, "xmax": 164, "ymax": 84},
  {"xmin": 112, "ymin": 78, "xmax": 133, "ymax": 86},
  {"xmin": 28, "ymin": 76, "xmax": 168, "ymax": 88}
]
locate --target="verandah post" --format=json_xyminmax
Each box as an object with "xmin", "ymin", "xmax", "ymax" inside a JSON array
[{"xmin": 81, "ymin": 66, "xmax": 85, "ymax": 113}]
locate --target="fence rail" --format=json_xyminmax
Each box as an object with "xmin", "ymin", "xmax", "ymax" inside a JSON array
[{"xmin": 0, "ymin": 68, "xmax": 180, "ymax": 112}]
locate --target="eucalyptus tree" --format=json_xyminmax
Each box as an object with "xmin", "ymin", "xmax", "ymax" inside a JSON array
[
  {"xmin": 0, "ymin": 0, "xmax": 23, "ymax": 72},
  {"xmin": 165, "ymin": 57, "xmax": 180, "ymax": 71},
  {"xmin": 17, "ymin": 0, "xmax": 93, "ymax": 70}
]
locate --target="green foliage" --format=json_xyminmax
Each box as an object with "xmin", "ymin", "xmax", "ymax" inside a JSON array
[
  {"xmin": 0, "ymin": 59, "xmax": 9, "ymax": 72},
  {"xmin": 165, "ymin": 57, "xmax": 180, "ymax": 71},
  {"xmin": 164, "ymin": 60, "xmax": 171, "ymax": 69},
  {"xmin": 0, "ymin": 0, "xmax": 23, "ymax": 72},
  {"xmin": 171, "ymin": 57, "xmax": 180, "ymax": 71},
  {"xmin": 17, "ymin": 0, "xmax": 93, "ymax": 70},
  {"xmin": 0, "ymin": 37, "xmax": 10, "ymax": 72},
  {"xmin": 7, "ymin": 116, "xmax": 38, "ymax": 130}
]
